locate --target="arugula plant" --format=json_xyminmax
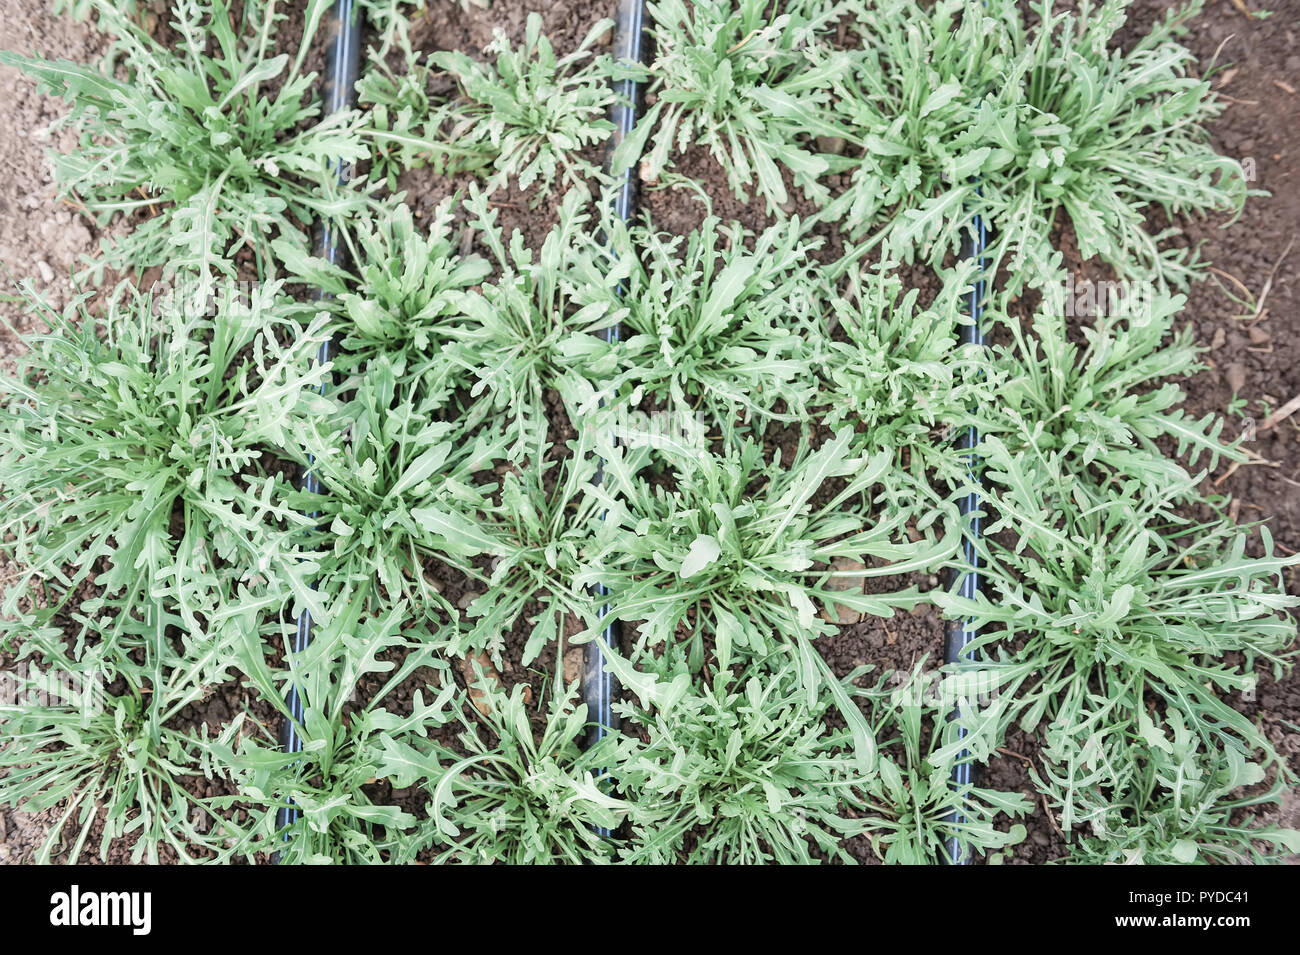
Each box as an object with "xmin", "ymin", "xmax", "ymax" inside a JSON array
[
  {"xmin": 364, "ymin": 14, "xmax": 616, "ymax": 202},
  {"xmin": 607, "ymin": 651, "xmax": 1028, "ymax": 864},
  {"xmin": 937, "ymin": 464, "xmax": 1298, "ymax": 770},
  {"xmin": 823, "ymin": 252, "xmax": 990, "ymax": 483},
  {"xmin": 835, "ymin": 0, "xmax": 1248, "ymax": 283},
  {"xmin": 0, "ymin": 279, "xmax": 329, "ymax": 628},
  {"xmin": 861, "ymin": 668, "xmax": 1031, "ymax": 863},
  {"xmin": 222, "ymin": 598, "xmax": 457, "ymax": 864},
  {"xmin": 612, "ymin": 652, "xmax": 873, "ymax": 864},
  {"xmin": 600, "ymin": 212, "xmax": 831, "ymax": 423},
  {"xmin": 990, "ymin": 0, "xmax": 1248, "ymax": 287},
  {"xmin": 980, "ymin": 255, "xmax": 1244, "ymax": 499},
  {"xmin": 0, "ymin": 600, "xmax": 274, "ymax": 864},
  {"xmin": 413, "ymin": 384, "xmax": 609, "ymax": 668},
  {"xmin": 276, "ymin": 198, "xmax": 490, "ymax": 394},
  {"xmin": 396, "ymin": 681, "xmax": 630, "ymax": 864},
  {"xmin": 614, "ymin": 0, "xmax": 854, "ymax": 213},
  {"xmin": 432, "ymin": 14, "xmax": 617, "ymax": 200},
  {"xmin": 589, "ymin": 424, "xmax": 953, "ymax": 662},
  {"xmin": 1035, "ymin": 706, "xmax": 1300, "ymax": 864},
  {"xmin": 356, "ymin": 28, "xmax": 445, "ymax": 190},
  {"xmin": 0, "ymin": 0, "xmax": 369, "ymax": 276},
  {"xmin": 581, "ymin": 420, "xmax": 955, "ymax": 770},
  {"xmin": 828, "ymin": 0, "xmax": 1012, "ymax": 255},
  {"xmin": 287, "ymin": 364, "xmax": 507, "ymax": 618},
  {"xmin": 439, "ymin": 189, "xmax": 622, "ymax": 451}
]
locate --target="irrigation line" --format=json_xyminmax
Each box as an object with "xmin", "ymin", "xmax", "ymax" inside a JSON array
[
  {"xmin": 942, "ymin": 207, "xmax": 989, "ymax": 865},
  {"xmin": 275, "ymin": 0, "xmax": 364, "ymax": 846},
  {"xmin": 581, "ymin": 0, "xmax": 648, "ymax": 836}
]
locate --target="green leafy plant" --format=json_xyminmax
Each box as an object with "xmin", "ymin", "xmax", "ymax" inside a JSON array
[
  {"xmin": 0, "ymin": 0, "xmax": 369, "ymax": 275},
  {"xmin": 602, "ymin": 213, "xmax": 830, "ymax": 423},
  {"xmin": 438, "ymin": 189, "xmax": 621, "ymax": 451},
  {"xmin": 412, "ymin": 384, "xmax": 608, "ymax": 667},
  {"xmin": 834, "ymin": 0, "xmax": 1250, "ymax": 283},
  {"xmin": 939, "ymin": 466, "xmax": 1298, "ymax": 770},
  {"xmin": 225, "ymin": 598, "xmax": 455, "ymax": 864},
  {"xmin": 615, "ymin": 0, "xmax": 854, "ymax": 213},
  {"xmin": 828, "ymin": 0, "xmax": 1011, "ymax": 254},
  {"xmin": 592, "ymin": 425, "xmax": 952, "ymax": 660},
  {"xmin": 823, "ymin": 253, "xmax": 987, "ymax": 479},
  {"xmin": 365, "ymin": 13, "xmax": 616, "ymax": 201},
  {"xmin": 862, "ymin": 669, "xmax": 1031, "ymax": 863},
  {"xmin": 613, "ymin": 652, "xmax": 873, "ymax": 864},
  {"xmin": 992, "ymin": 0, "xmax": 1248, "ymax": 286},
  {"xmin": 0, "ymin": 601, "xmax": 274, "ymax": 864},
  {"xmin": 288, "ymin": 366, "xmax": 507, "ymax": 617},
  {"xmin": 584, "ymin": 422, "xmax": 956, "ymax": 769},
  {"xmin": 395, "ymin": 681, "xmax": 629, "ymax": 864},
  {"xmin": 1035, "ymin": 706, "xmax": 1300, "ymax": 864},
  {"xmin": 981, "ymin": 255, "xmax": 1244, "ymax": 498},
  {"xmin": 276, "ymin": 199, "xmax": 490, "ymax": 391},
  {"xmin": 0, "ymin": 279, "xmax": 328, "ymax": 627}
]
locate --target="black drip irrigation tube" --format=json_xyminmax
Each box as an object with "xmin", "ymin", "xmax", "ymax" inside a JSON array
[
  {"xmin": 941, "ymin": 208, "xmax": 989, "ymax": 865},
  {"xmin": 275, "ymin": 0, "xmax": 364, "ymax": 845},
  {"xmin": 581, "ymin": 0, "xmax": 648, "ymax": 837}
]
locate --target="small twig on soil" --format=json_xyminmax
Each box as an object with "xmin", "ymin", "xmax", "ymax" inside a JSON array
[
  {"xmin": 60, "ymin": 196, "xmax": 91, "ymax": 218},
  {"xmin": 1276, "ymin": 80, "xmax": 1298, "ymax": 96},
  {"xmin": 1248, "ymin": 236, "xmax": 1295, "ymax": 323},
  {"xmin": 1210, "ymin": 236, "xmax": 1295, "ymax": 322},
  {"xmin": 1210, "ymin": 265, "xmax": 1253, "ymax": 301},
  {"xmin": 1211, "ymin": 449, "xmax": 1274, "ymax": 485},
  {"xmin": 1228, "ymin": 0, "xmax": 1254, "ymax": 18},
  {"xmin": 996, "ymin": 746, "xmax": 1033, "ymax": 766},
  {"xmin": 1214, "ymin": 451, "xmax": 1280, "ymax": 487},
  {"xmin": 135, "ymin": 186, "xmax": 159, "ymax": 218},
  {"xmin": 1040, "ymin": 790, "xmax": 1067, "ymax": 841},
  {"xmin": 1258, "ymin": 391, "xmax": 1300, "ymax": 433}
]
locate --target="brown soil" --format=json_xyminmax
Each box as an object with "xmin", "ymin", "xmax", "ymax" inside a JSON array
[{"xmin": 0, "ymin": 3, "xmax": 104, "ymax": 372}]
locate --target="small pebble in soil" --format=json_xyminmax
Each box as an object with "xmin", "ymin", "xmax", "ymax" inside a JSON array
[
  {"xmin": 821, "ymin": 557, "xmax": 868, "ymax": 625},
  {"xmin": 461, "ymin": 651, "xmax": 504, "ymax": 716},
  {"xmin": 563, "ymin": 646, "xmax": 583, "ymax": 686},
  {"xmin": 1226, "ymin": 362, "xmax": 1248, "ymax": 395}
]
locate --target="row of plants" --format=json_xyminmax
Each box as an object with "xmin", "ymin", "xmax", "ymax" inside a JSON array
[{"xmin": 0, "ymin": 0, "xmax": 1295, "ymax": 863}]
